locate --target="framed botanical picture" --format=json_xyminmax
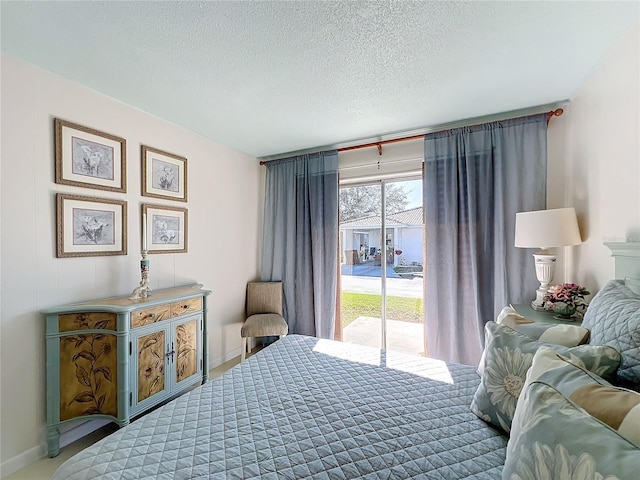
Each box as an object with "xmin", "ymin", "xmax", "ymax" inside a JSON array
[
  {"xmin": 142, "ymin": 204, "xmax": 188, "ymax": 254},
  {"xmin": 141, "ymin": 146, "xmax": 187, "ymax": 202},
  {"xmin": 55, "ymin": 118, "xmax": 127, "ymax": 192},
  {"xmin": 57, "ymin": 194, "xmax": 127, "ymax": 258}
]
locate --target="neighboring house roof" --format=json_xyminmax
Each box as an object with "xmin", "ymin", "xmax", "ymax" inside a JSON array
[
  {"xmin": 340, "ymin": 206, "xmax": 423, "ymax": 228},
  {"xmin": 388, "ymin": 207, "xmax": 423, "ymax": 226}
]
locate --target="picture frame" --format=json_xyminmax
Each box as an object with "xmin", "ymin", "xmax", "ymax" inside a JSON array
[
  {"xmin": 57, "ymin": 194, "xmax": 127, "ymax": 258},
  {"xmin": 141, "ymin": 146, "xmax": 188, "ymax": 202},
  {"xmin": 55, "ymin": 118, "xmax": 127, "ymax": 193},
  {"xmin": 142, "ymin": 204, "xmax": 188, "ymax": 254}
]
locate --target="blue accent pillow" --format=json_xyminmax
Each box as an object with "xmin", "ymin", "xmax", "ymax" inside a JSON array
[
  {"xmin": 471, "ymin": 322, "xmax": 620, "ymax": 433},
  {"xmin": 582, "ymin": 279, "xmax": 640, "ymax": 387}
]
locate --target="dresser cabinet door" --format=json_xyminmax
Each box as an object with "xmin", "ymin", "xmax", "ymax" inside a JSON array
[
  {"xmin": 173, "ymin": 315, "xmax": 202, "ymax": 389},
  {"xmin": 130, "ymin": 313, "xmax": 203, "ymax": 415},
  {"xmin": 132, "ymin": 327, "xmax": 169, "ymax": 410},
  {"xmin": 59, "ymin": 331, "xmax": 118, "ymax": 421}
]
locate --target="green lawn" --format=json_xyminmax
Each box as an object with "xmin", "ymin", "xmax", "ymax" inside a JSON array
[{"xmin": 340, "ymin": 292, "xmax": 423, "ymax": 328}]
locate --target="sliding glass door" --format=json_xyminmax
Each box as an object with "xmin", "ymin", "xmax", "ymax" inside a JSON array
[{"xmin": 338, "ymin": 177, "xmax": 425, "ymax": 355}]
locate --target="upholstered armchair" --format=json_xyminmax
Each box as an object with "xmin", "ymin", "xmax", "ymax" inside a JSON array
[{"xmin": 240, "ymin": 281, "xmax": 288, "ymax": 361}]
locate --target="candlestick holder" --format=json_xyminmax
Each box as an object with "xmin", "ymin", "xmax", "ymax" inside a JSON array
[{"xmin": 130, "ymin": 250, "xmax": 152, "ymax": 299}]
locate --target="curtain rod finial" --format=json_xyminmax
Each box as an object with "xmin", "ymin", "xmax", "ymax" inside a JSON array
[{"xmin": 546, "ymin": 108, "xmax": 564, "ymax": 124}]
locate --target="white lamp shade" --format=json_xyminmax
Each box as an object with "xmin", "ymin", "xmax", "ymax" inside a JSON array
[{"xmin": 514, "ymin": 207, "xmax": 582, "ymax": 248}]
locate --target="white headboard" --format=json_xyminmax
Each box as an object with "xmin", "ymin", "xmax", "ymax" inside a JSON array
[{"xmin": 605, "ymin": 242, "xmax": 640, "ymax": 294}]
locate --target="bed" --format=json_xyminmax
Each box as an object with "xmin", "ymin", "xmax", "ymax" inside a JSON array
[
  {"xmin": 53, "ymin": 336, "xmax": 507, "ymax": 479},
  {"xmin": 53, "ymin": 242, "xmax": 640, "ymax": 479}
]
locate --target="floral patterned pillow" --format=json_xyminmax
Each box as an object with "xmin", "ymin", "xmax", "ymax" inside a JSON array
[
  {"xmin": 504, "ymin": 348, "xmax": 640, "ymax": 480},
  {"xmin": 495, "ymin": 305, "xmax": 590, "ymax": 346},
  {"xmin": 470, "ymin": 321, "xmax": 620, "ymax": 433},
  {"xmin": 509, "ymin": 322, "xmax": 590, "ymax": 346},
  {"xmin": 478, "ymin": 314, "xmax": 590, "ymax": 376}
]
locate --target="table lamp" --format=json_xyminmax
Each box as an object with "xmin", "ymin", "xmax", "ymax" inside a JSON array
[{"xmin": 515, "ymin": 207, "xmax": 582, "ymax": 310}]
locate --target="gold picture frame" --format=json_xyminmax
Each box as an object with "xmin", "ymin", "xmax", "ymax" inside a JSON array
[
  {"xmin": 141, "ymin": 146, "xmax": 187, "ymax": 202},
  {"xmin": 57, "ymin": 193, "xmax": 127, "ymax": 258},
  {"xmin": 142, "ymin": 203, "xmax": 188, "ymax": 254},
  {"xmin": 55, "ymin": 118, "xmax": 127, "ymax": 193}
]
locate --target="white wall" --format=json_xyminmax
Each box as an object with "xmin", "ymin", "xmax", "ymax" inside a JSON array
[
  {"xmin": 396, "ymin": 227, "xmax": 422, "ymax": 266},
  {"xmin": 547, "ymin": 20, "xmax": 640, "ymax": 291},
  {"xmin": 0, "ymin": 55, "xmax": 263, "ymax": 474}
]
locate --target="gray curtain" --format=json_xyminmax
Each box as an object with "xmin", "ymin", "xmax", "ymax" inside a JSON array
[
  {"xmin": 423, "ymin": 114, "xmax": 547, "ymax": 365},
  {"xmin": 261, "ymin": 151, "xmax": 339, "ymax": 339}
]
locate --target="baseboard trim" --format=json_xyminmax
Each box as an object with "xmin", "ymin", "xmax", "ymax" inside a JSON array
[
  {"xmin": 209, "ymin": 346, "xmax": 242, "ymax": 370},
  {"xmin": 1, "ymin": 419, "xmax": 111, "ymax": 477},
  {"xmin": 1, "ymin": 444, "xmax": 42, "ymax": 478}
]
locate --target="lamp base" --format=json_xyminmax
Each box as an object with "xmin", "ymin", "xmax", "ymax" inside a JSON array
[
  {"xmin": 530, "ymin": 251, "xmax": 557, "ymax": 311},
  {"xmin": 530, "ymin": 300, "xmax": 547, "ymax": 311}
]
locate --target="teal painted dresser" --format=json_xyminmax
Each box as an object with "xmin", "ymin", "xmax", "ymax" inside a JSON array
[{"xmin": 42, "ymin": 284, "xmax": 211, "ymax": 457}]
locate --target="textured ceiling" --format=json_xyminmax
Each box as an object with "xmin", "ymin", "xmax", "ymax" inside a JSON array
[{"xmin": 1, "ymin": 1, "xmax": 638, "ymax": 158}]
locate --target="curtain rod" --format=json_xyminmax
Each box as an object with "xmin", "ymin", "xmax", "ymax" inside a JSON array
[
  {"xmin": 259, "ymin": 105, "xmax": 565, "ymax": 165},
  {"xmin": 338, "ymin": 107, "xmax": 563, "ymax": 155}
]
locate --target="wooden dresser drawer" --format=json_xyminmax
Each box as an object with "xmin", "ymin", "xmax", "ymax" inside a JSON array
[
  {"xmin": 170, "ymin": 297, "xmax": 202, "ymax": 317},
  {"xmin": 131, "ymin": 304, "xmax": 171, "ymax": 328},
  {"xmin": 59, "ymin": 312, "xmax": 117, "ymax": 332}
]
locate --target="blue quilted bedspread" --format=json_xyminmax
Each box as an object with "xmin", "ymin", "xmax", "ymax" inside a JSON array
[{"xmin": 53, "ymin": 335, "xmax": 507, "ymax": 479}]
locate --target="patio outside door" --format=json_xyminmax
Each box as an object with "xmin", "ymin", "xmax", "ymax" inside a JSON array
[{"xmin": 338, "ymin": 178, "xmax": 425, "ymax": 355}]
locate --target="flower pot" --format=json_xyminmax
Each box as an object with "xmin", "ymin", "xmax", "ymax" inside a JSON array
[{"xmin": 552, "ymin": 302, "xmax": 577, "ymax": 319}]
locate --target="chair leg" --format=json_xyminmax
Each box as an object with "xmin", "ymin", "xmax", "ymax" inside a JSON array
[
  {"xmin": 241, "ymin": 337, "xmax": 247, "ymax": 361},
  {"xmin": 247, "ymin": 337, "xmax": 252, "ymax": 353},
  {"xmin": 279, "ymin": 335, "xmax": 285, "ymax": 340}
]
